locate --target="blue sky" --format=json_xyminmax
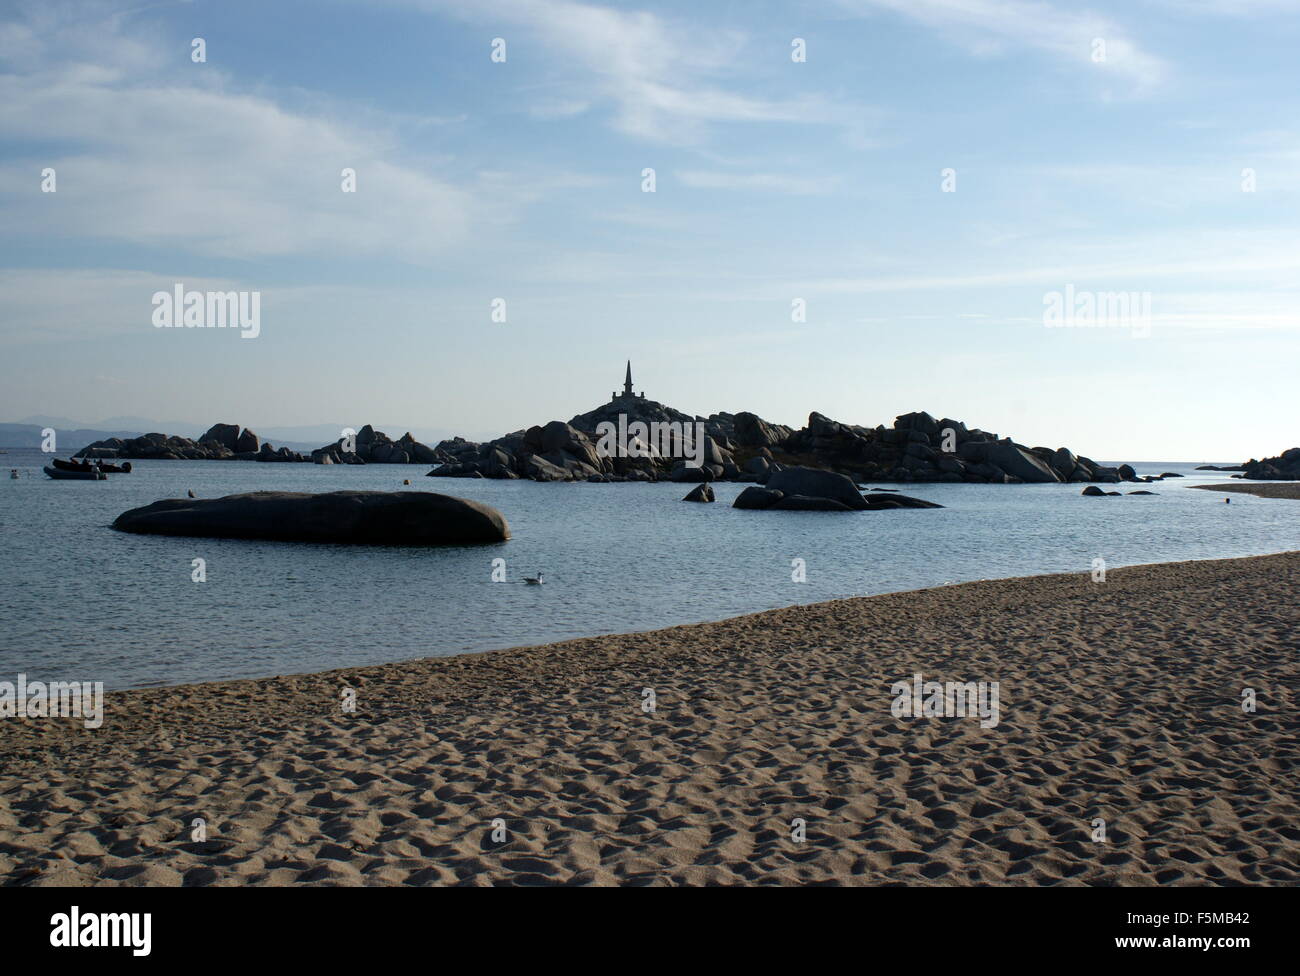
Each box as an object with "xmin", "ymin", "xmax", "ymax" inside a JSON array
[{"xmin": 2, "ymin": 0, "xmax": 1298, "ymax": 459}]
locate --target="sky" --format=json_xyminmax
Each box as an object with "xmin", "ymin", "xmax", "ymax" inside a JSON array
[{"xmin": 2, "ymin": 0, "xmax": 1298, "ymax": 460}]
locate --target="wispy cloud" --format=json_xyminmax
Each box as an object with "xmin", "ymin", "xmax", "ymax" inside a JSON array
[
  {"xmin": 835, "ymin": 0, "xmax": 1168, "ymax": 91},
  {"xmin": 406, "ymin": 0, "xmax": 849, "ymax": 142},
  {"xmin": 0, "ymin": 3, "xmax": 480, "ymax": 262},
  {"xmin": 677, "ymin": 170, "xmax": 836, "ymax": 194},
  {"xmin": 1148, "ymin": 0, "xmax": 1299, "ymax": 14}
]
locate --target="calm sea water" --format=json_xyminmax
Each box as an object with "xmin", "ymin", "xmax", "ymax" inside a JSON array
[{"xmin": 0, "ymin": 448, "xmax": 1293, "ymax": 690}]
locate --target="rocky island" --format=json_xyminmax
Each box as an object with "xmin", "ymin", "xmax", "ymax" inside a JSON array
[
  {"xmin": 1239, "ymin": 447, "xmax": 1300, "ymax": 481},
  {"xmin": 425, "ymin": 363, "xmax": 1141, "ymax": 486},
  {"xmin": 75, "ymin": 364, "xmax": 1182, "ymax": 487}
]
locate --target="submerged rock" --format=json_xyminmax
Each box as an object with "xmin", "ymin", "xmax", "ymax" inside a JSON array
[
  {"xmin": 112, "ymin": 491, "xmax": 510, "ymax": 545},
  {"xmin": 863, "ymin": 493, "xmax": 944, "ymax": 509},
  {"xmin": 682, "ymin": 483, "xmax": 715, "ymax": 503},
  {"xmin": 770, "ymin": 494, "xmax": 852, "ymax": 511}
]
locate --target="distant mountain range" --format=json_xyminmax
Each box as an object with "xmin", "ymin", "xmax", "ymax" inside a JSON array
[
  {"xmin": 0, "ymin": 423, "xmax": 149, "ymax": 451},
  {"xmin": 2, "ymin": 417, "xmax": 470, "ymax": 453}
]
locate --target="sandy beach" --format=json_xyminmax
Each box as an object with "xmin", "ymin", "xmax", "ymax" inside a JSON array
[
  {"xmin": 1191, "ymin": 482, "xmax": 1300, "ymax": 500},
  {"xmin": 2, "ymin": 552, "xmax": 1296, "ymax": 887}
]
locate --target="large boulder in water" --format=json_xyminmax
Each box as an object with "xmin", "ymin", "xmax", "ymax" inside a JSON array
[
  {"xmin": 733, "ymin": 486, "xmax": 785, "ymax": 509},
  {"xmin": 764, "ymin": 466, "xmax": 869, "ymax": 510},
  {"xmin": 682, "ymin": 483, "xmax": 715, "ymax": 503},
  {"xmin": 112, "ymin": 491, "xmax": 510, "ymax": 544}
]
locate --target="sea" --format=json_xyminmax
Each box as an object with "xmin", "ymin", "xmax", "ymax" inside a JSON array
[{"xmin": 0, "ymin": 448, "xmax": 1294, "ymax": 690}]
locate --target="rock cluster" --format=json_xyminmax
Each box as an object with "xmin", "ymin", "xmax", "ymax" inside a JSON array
[
  {"xmin": 310, "ymin": 425, "xmax": 439, "ymax": 465},
  {"xmin": 777, "ymin": 410, "xmax": 1136, "ymax": 484},
  {"xmin": 77, "ymin": 424, "xmax": 302, "ymax": 462},
  {"xmin": 77, "ymin": 422, "xmax": 445, "ymax": 465},
  {"xmin": 74, "ymin": 402, "xmax": 1146, "ymax": 489},
  {"xmin": 426, "ymin": 401, "xmax": 1129, "ymax": 486},
  {"xmin": 429, "ymin": 400, "xmax": 744, "ymax": 483},
  {"xmin": 1241, "ymin": 448, "xmax": 1300, "ymax": 480}
]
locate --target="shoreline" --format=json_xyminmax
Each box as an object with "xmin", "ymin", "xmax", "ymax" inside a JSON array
[
  {"xmin": 2, "ymin": 551, "xmax": 1296, "ymax": 885},
  {"xmin": 4, "ymin": 546, "xmax": 1296, "ymax": 736},
  {"xmin": 1190, "ymin": 482, "xmax": 1300, "ymax": 500}
]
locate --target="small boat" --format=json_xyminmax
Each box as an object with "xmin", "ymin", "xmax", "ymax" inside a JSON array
[
  {"xmin": 44, "ymin": 464, "xmax": 105, "ymax": 481},
  {"xmin": 50, "ymin": 457, "xmax": 130, "ymax": 474}
]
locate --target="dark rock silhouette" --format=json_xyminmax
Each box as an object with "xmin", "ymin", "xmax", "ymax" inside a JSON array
[
  {"xmin": 863, "ymin": 493, "xmax": 944, "ymax": 509},
  {"xmin": 112, "ymin": 491, "xmax": 509, "ymax": 544},
  {"xmin": 1241, "ymin": 448, "xmax": 1300, "ymax": 480},
  {"xmin": 733, "ymin": 486, "xmax": 785, "ymax": 509},
  {"xmin": 770, "ymin": 494, "xmax": 853, "ymax": 511},
  {"xmin": 70, "ymin": 371, "xmax": 1137, "ymax": 486},
  {"xmin": 682, "ymin": 483, "xmax": 714, "ymax": 503},
  {"xmin": 731, "ymin": 473, "xmax": 945, "ymax": 512},
  {"xmin": 427, "ymin": 401, "xmax": 1131, "ymax": 486},
  {"xmin": 76, "ymin": 425, "xmax": 302, "ymax": 462},
  {"xmin": 310, "ymin": 425, "xmax": 439, "ymax": 465},
  {"xmin": 765, "ymin": 467, "xmax": 869, "ymax": 510}
]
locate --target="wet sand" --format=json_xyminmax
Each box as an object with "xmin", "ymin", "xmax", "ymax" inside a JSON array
[
  {"xmin": 1191, "ymin": 482, "xmax": 1300, "ymax": 500},
  {"xmin": 2, "ymin": 552, "xmax": 1296, "ymax": 886}
]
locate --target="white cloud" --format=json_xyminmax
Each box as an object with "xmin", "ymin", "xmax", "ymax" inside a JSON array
[
  {"xmin": 0, "ymin": 4, "xmax": 479, "ymax": 261},
  {"xmin": 407, "ymin": 0, "xmax": 846, "ymax": 142},
  {"xmin": 836, "ymin": 0, "xmax": 1168, "ymax": 91}
]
